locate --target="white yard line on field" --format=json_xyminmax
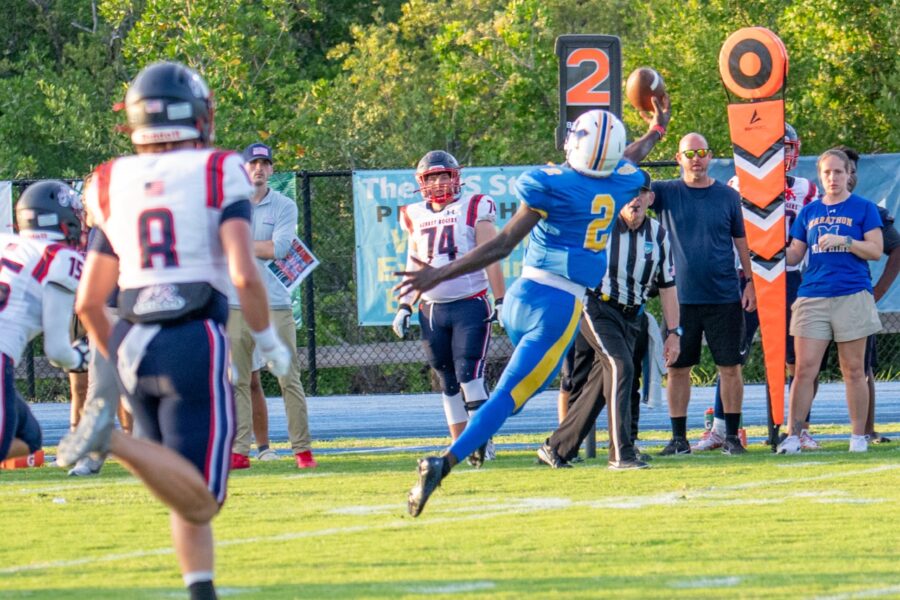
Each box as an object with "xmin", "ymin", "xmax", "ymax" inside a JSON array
[
  {"xmin": 408, "ymin": 581, "xmax": 497, "ymax": 594},
  {"xmin": 670, "ymin": 576, "xmax": 742, "ymax": 589},
  {"xmin": 0, "ymin": 464, "xmax": 897, "ymax": 576},
  {"xmin": 811, "ymin": 585, "xmax": 900, "ymax": 599}
]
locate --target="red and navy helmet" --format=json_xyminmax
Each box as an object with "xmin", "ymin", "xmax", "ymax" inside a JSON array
[
  {"xmin": 784, "ymin": 123, "xmax": 800, "ymax": 172},
  {"xmin": 415, "ymin": 150, "xmax": 462, "ymax": 205},
  {"xmin": 123, "ymin": 61, "xmax": 214, "ymax": 146},
  {"xmin": 16, "ymin": 180, "xmax": 84, "ymax": 246}
]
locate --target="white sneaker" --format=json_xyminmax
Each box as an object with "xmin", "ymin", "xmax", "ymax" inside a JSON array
[
  {"xmin": 799, "ymin": 430, "xmax": 821, "ymax": 450},
  {"xmin": 257, "ymin": 448, "xmax": 279, "ymax": 461},
  {"xmin": 692, "ymin": 429, "xmax": 725, "ymax": 451},
  {"xmin": 849, "ymin": 435, "xmax": 868, "ymax": 453},
  {"xmin": 777, "ymin": 435, "xmax": 802, "ymax": 454},
  {"xmin": 68, "ymin": 455, "xmax": 104, "ymax": 476},
  {"xmin": 484, "ymin": 438, "xmax": 496, "ymax": 461}
]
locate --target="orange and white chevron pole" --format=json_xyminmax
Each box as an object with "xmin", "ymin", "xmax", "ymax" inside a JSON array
[{"xmin": 718, "ymin": 28, "xmax": 789, "ymax": 439}]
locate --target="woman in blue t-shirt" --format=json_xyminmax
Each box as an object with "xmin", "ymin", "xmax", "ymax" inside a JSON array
[{"xmin": 778, "ymin": 148, "xmax": 883, "ymax": 454}]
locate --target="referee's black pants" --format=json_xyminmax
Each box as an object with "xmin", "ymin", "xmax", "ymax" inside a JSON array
[{"xmin": 549, "ymin": 294, "xmax": 642, "ymax": 463}]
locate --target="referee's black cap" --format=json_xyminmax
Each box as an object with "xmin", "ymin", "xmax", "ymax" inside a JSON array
[{"xmin": 639, "ymin": 169, "xmax": 652, "ymax": 191}]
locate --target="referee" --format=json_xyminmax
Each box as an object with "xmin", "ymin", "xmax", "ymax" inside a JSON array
[{"xmin": 537, "ymin": 172, "xmax": 682, "ymax": 470}]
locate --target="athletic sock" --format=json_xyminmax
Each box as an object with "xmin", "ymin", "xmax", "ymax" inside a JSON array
[
  {"xmin": 257, "ymin": 444, "xmax": 269, "ymax": 454},
  {"xmin": 712, "ymin": 417, "xmax": 726, "ymax": 436},
  {"xmin": 671, "ymin": 416, "xmax": 687, "ymax": 439},
  {"xmin": 448, "ymin": 393, "xmax": 514, "ymax": 461},
  {"xmin": 439, "ymin": 454, "xmax": 453, "ymax": 477},
  {"xmin": 724, "ymin": 412, "xmax": 741, "ymax": 437}
]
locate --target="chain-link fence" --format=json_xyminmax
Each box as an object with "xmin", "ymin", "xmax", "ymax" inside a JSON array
[{"xmin": 10, "ymin": 172, "xmax": 900, "ymax": 400}]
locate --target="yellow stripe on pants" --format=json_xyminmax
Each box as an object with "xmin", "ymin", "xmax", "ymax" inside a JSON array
[{"xmin": 509, "ymin": 298, "xmax": 583, "ymax": 409}]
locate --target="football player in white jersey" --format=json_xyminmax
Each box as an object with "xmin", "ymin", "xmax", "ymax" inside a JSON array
[
  {"xmin": 696, "ymin": 123, "xmax": 819, "ymax": 452},
  {"xmin": 0, "ymin": 180, "xmax": 88, "ymax": 462},
  {"xmin": 56, "ymin": 61, "xmax": 290, "ymax": 600},
  {"xmin": 393, "ymin": 150, "xmax": 505, "ymax": 466}
]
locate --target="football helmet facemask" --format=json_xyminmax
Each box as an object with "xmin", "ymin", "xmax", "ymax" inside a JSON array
[
  {"xmin": 784, "ymin": 123, "xmax": 800, "ymax": 172},
  {"xmin": 415, "ymin": 150, "xmax": 462, "ymax": 205},
  {"xmin": 565, "ymin": 109, "xmax": 627, "ymax": 178},
  {"xmin": 123, "ymin": 61, "xmax": 214, "ymax": 146},
  {"xmin": 16, "ymin": 180, "xmax": 84, "ymax": 246}
]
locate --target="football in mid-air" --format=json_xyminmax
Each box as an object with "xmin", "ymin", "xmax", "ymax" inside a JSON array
[{"xmin": 625, "ymin": 67, "xmax": 667, "ymax": 112}]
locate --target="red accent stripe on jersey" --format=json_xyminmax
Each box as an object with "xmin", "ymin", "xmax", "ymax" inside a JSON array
[
  {"xmin": 94, "ymin": 161, "xmax": 114, "ymax": 221},
  {"xmin": 205, "ymin": 151, "xmax": 232, "ymax": 209},
  {"xmin": 30, "ymin": 243, "xmax": 65, "ymax": 283},
  {"xmin": 466, "ymin": 194, "xmax": 484, "ymax": 227},
  {"xmin": 399, "ymin": 205, "xmax": 413, "ymax": 233},
  {"xmin": 804, "ymin": 182, "xmax": 818, "ymax": 203}
]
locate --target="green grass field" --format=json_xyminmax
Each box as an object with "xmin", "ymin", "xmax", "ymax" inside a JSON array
[{"xmin": 2, "ymin": 428, "xmax": 900, "ymax": 599}]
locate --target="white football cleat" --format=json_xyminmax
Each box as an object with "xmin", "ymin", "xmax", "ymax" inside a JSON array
[{"xmin": 777, "ymin": 435, "xmax": 802, "ymax": 455}]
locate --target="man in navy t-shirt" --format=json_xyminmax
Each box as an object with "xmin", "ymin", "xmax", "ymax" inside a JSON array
[{"xmin": 650, "ymin": 132, "xmax": 756, "ymax": 456}]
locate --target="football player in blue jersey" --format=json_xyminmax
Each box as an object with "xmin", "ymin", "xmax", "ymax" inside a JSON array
[{"xmin": 396, "ymin": 100, "xmax": 670, "ymax": 517}]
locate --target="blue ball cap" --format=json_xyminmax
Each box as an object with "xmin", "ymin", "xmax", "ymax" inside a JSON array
[{"xmin": 242, "ymin": 142, "xmax": 273, "ymax": 163}]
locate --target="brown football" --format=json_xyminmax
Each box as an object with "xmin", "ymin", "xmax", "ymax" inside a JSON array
[{"xmin": 625, "ymin": 67, "xmax": 667, "ymax": 112}]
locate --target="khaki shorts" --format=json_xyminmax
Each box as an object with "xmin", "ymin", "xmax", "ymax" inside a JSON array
[{"xmin": 790, "ymin": 290, "xmax": 882, "ymax": 342}]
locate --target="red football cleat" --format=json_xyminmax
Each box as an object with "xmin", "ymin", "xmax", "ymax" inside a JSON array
[
  {"xmin": 230, "ymin": 453, "xmax": 251, "ymax": 470},
  {"xmin": 295, "ymin": 450, "xmax": 318, "ymax": 469}
]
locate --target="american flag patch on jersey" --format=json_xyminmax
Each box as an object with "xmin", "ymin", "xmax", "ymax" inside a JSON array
[{"xmin": 144, "ymin": 181, "xmax": 165, "ymax": 196}]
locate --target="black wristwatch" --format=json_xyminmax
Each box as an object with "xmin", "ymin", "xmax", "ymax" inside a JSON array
[{"xmin": 666, "ymin": 326, "xmax": 683, "ymax": 337}]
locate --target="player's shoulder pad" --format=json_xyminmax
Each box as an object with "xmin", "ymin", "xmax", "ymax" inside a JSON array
[
  {"xmin": 39, "ymin": 244, "xmax": 82, "ymax": 293},
  {"xmin": 468, "ymin": 193, "xmax": 496, "ymax": 225},
  {"xmin": 208, "ymin": 149, "xmax": 253, "ymax": 208},
  {"xmin": 518, "ymin": 165, "xmax": 563, "ymax": 192}
]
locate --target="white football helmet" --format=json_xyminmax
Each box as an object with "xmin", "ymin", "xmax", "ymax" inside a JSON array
[{"xmin": 565, "ymin": 109, "xmax": 627, "ymax": 178}]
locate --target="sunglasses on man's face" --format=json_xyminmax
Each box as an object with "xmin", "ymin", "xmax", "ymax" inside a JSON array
[{"xmin": 680, "ymin": 149, "xmax": 710, "ymax": 159}]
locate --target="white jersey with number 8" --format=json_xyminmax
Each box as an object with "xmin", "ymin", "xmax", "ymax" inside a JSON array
[{"xmin": 85, "ymin": 148, "xmax": 253, "ymax": 295}]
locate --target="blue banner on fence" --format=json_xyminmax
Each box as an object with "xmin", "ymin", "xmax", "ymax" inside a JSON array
[
  {"xmin": 353, "ymin": 154, "xmax": 900, "ymax": 325},
  {"xmin": 353, "ymin": 166, "xmax": 531, "ymax": 325}
]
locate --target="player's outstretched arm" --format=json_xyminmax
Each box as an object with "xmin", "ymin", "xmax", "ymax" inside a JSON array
[
  {"xmin": 624, "ymin": 95, "xmax": 670, "ymax": 164},
  {"xmin": 395, "ymin": 204, "xmax": 541, "ymax": 299}
]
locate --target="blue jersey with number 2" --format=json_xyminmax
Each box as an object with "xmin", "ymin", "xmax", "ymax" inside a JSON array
[{"xmin": 516, "ymin": 160, "xmax": 646, "ymax": 289}]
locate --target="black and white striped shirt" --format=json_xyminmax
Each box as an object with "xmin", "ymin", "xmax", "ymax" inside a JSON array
[{"xmin": 598, "ymin": 215, "xmax": 675, "ymax": 307}]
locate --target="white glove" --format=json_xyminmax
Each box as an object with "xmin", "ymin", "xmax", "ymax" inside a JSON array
[
  {"xmin": 50, "ymin": 337, "xmax": 90, "ymax": 373},
  {"xmin": 486, "ymin": 297, "xmax": 504, "ymax": 329},
  {"xmin": 70, "ymin": 338, "xmax": 91, "ymax": 373},
  {"xmin": 392, "ymin": 304, "xmax": 412, "ymax": 339},
  {"xmin": 251, "ymin": 325, "xmax": 292, "ymax": 377}
]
